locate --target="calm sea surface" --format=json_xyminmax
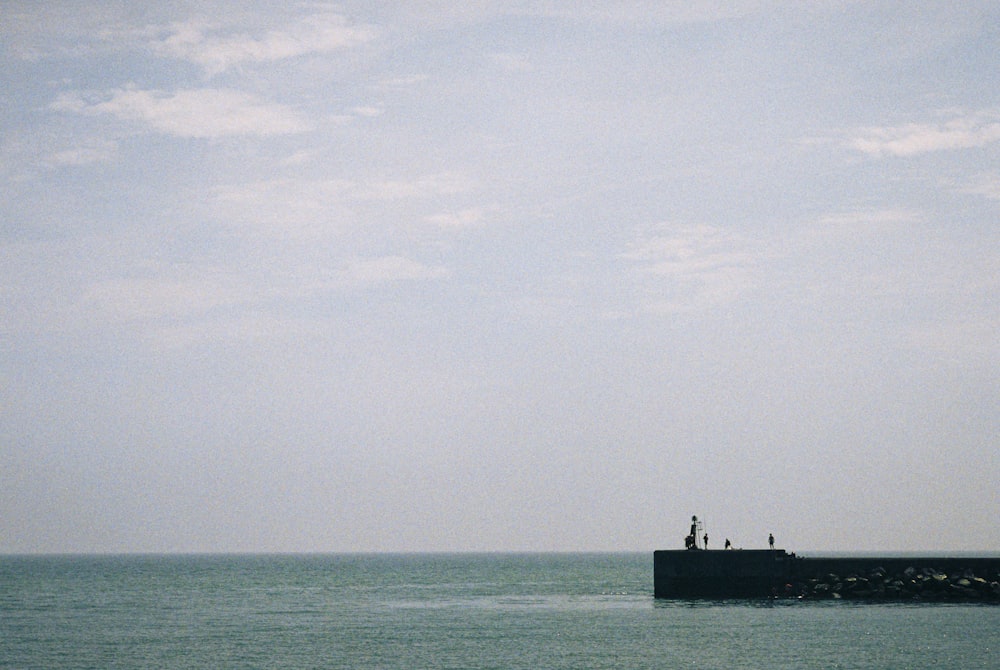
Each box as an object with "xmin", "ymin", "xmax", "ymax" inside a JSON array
[{"xmin": 2, "ymin": 553, "xmax": 997, "ymax": 669}]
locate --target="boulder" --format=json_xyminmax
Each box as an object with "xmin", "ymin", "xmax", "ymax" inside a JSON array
[
  {"xmin": 948, "ymin": 584, "xmax": 979, "ymax": 599},
  {"xmin": 969, "ymin": 577, "xmax": 990, "ymax": 592}
]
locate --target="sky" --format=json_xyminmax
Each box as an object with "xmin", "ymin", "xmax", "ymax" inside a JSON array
[{"xmin": 2, "ymin": 1, "xmax": 998, "ymax": 554}]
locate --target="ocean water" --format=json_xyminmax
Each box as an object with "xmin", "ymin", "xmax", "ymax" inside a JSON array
[{"xmin": 1, "ymin": 553, "xmax": 997, "ymax": 669}]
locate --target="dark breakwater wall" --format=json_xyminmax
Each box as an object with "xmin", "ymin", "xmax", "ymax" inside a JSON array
[
  {"xmin": 654, "ymin": 550, "xmax": 1000, "ymax": 601},
  {"xmin": 653, "ymin": 550, "xmax": 793, "ymax": 598}
]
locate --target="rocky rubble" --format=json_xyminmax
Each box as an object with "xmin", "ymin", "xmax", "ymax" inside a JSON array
[{"xmin": 785, "ymin": 565, "xmax": 1000, "ymax": 602}]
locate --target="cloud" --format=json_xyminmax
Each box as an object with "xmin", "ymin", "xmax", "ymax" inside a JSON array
[
  {"xmin": 792, "ymin": 208, "xmax": 922, "ymax": 269},
  {"xmin": 46, "ymin": 138, "xmax": 119, "ymax": 167},
  {"xmin": 622, "ymin": 224, "xmax": 751, "ymax": 275},
  {"xmin": 391, "ymin": 0, "xmax": 767, "ymax": 27},
  {"xmin": 376, "ymin": 74, "xmax": 429, "ymax": 90},
  {"xmin": 955, "ymin": 172, "xmax": 1000, "ymax": 200},
  {"xmin": 620, "ymin": 224, "xmax": 754, "ymax": 313},
  {"xmin": 65, "ymin": 253, "xmax": 448, "ymax": 349},
  {"xmin": 423, "ymin": 207, "xmax": 486, "ymax": 228},
  {"xmin": 351, "ymin": 105, "xmax": 384, "ymax": 118},
  {"xmin": 154, "ymin": 12, "xmax": 376, "ymax": 75},
  {"xmin": 3, "ymin": 4, "xmax": 157, "ymax": 62},
  {"xmin": 209, "ymin": 177, "xmax": 353, "ymax": 237},
  {"xmin": 847, "ymin": 111, "xmax": 1000, "ymax": 157},
  {"xmin": 812, "ymin": 208, "xmax": 921, "ymax": 231},
  {"xmin": 355, "ymin": 173, "xmax": 473, "ymax": 200},
  {"xmin": 344, "ymin": 256, "xmax": 450, "ymax": 283},
  {"xmin": 208, "ymin": 173, "xmax": 477, "ymax": 237},
  {"xmin": 488, "ymin": 52, "xmax": 533, "ymax": 73},
  {"xmin": 51, "ymin": 87, "xmax": 312, "ymax": 138},
  {"xmin": 2, "ymin": 132, "xmax": 118, "ymax": 179},
  {"xmin": 529, "ymin": 0, "xmax": 773, "ymax": 24}
]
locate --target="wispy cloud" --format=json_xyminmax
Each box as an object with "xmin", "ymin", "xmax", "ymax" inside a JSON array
[
  {"xmin": 423, "ymin": 207, "xmax": 486, "ymax": 228},
  {"xmin": 210, "ymin": 177, "xmax": 353, "ymax": 237},
  {"xmin": 954, "ymin": 172, "xmax": 1000, "ymax": 200},
  {"xmin": 154, "ymin": 12, "xmax": 376, "ymax": 75},
  {"xmin": 46, "ymin": 138, "xmax": 119, "ymax": 167},
  {"xmin": 488, "ymin": 52, "xmax": 533, "ymax": 73},
  {"xmin": 67, "ymin": 253, "xmax": 449, "ymax": 346},
  {"xmin": 620, "ymin": 224, "xmax": 754, "ymax": 313},
  {"xmin": 847, "ymin": 110, "xmax": 1000, "ymax": 157},
  {"xmin": 344, "ymin": 256, "xmax": 450, "ymax": 284},
  {"xmin": 51, "ymin": 87, "xmax": 312, "ymax": 138},
  {"xmin": 622, "ymin": 224, "xmax": 752, "ymax": 276},
  {"xmin": 530, "ymin": 0, "xmax": 770, "ymax": 24},
  {"xmin": 355, "ymin": 173, "xmax": 473, "ymax": 200},
  {"xmin": 812, "ymin": 208, "xmax": 922, "ymax": 231},
  {"xmin": 376, "ymin": 74, "xmax": 429, "ymax": 90},
  {"xmin": 209, "ymin": 173, "xmax": 477, "ymax": 237},
  {"xmin": 351, "ymin": 105, "xmax": 384, "ymax": 118}
]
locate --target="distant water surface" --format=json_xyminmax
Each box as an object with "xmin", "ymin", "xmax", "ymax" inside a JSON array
[{"xmin": 2, "ymin": 553, "xmax": 998, "ymax": 669}]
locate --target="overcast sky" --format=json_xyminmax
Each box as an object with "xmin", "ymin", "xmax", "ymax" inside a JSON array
[{"xmin": 2, "ymin": 1, "xmax": 998, "ymax": 554}]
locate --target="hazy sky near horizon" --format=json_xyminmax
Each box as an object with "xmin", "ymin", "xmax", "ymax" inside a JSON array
[{"xmin": 2, "ymin": 1, "xmax": 998, "ymax": 554}]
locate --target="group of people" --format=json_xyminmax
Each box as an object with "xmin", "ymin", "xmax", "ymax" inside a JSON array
[{"xmin": 683, "ymin": 528, "xmax": 776, "ymax": 551}]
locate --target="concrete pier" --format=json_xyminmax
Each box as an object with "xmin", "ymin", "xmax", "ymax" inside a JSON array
[{"xmin": 654, "ymin": 549, "xmax": 794, "ymax": 598}]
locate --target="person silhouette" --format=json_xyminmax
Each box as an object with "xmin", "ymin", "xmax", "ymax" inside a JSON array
[{"xmin": 768, "ymin": 533, "xmax": 775, "ymax": 549}]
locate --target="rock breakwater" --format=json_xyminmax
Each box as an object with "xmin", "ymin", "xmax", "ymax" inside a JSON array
[{"xmin": 788, "ymin": 564, "xmax": 1000, "ymax": 602}]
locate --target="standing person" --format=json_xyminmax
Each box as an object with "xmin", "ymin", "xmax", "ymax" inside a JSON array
[
  {"xmin": 768, "ymin": 533, "xmax": 775, "ymax": 549},
  {"xmin": 703, "ymin": 534, "xmax": 709, "ymax": 550}
]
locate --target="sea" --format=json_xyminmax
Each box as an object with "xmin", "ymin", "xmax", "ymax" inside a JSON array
[{"xmin": 2, "ymin": 553, "xmax": 997, "ymax": 669}]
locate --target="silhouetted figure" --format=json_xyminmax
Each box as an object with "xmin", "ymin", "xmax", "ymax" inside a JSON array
[
  {"xmin": 703, "ymin": 534, "xmax": 709, "ymax": 549},
  {"xmin": 687, "ymin": 516, "xmax": 701, "ymax": 549},
  {"xmin": 724, "ymin": 538, "xmax": 732, "ymax": 550},
  {"xmin": 768, "ymin": 533, "xmax": 775, "ymax": 549}
]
